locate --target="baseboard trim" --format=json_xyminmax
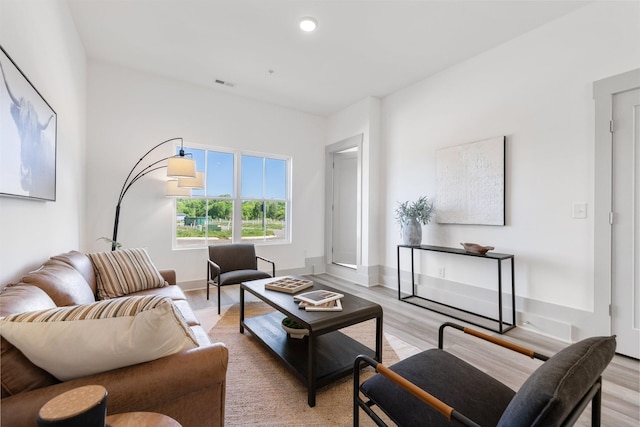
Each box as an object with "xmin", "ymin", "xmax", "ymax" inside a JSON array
[
  {"xmin": 178, "ymin": 279, "xmax": 205, "ymax": 291},
  {"xmin": 324, "ymin": 263, "xmax": 379, "ymax": 286}
]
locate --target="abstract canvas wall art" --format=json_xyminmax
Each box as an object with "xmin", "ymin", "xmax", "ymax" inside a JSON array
[{"xmin": 436, "ymin": 136, "xmax": 505, "ymax": 225}]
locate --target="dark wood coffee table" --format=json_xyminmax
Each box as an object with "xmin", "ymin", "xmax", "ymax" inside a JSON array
[{"xmin": 240, "ymin": 277, "xmax": 383, "ymax": 407}]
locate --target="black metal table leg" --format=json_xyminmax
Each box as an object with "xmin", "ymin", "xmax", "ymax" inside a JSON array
[
  {"xmin": 397, "ymin": 245, "xmax": 401, "ymax": 300},
  {"xmin": 240, "ymin": 287, "xmax": 245, "ymax": 334},
  {"xmin": 375, "ymin": 313, "xmax": 383, "ymax": 362},
  {"xmin": 307, "ymin": 333, "xmax": 316, "ymax": 407},
  {"xmin": 511, "ymin": 258, "xmax": 516, "ymax": 328}
]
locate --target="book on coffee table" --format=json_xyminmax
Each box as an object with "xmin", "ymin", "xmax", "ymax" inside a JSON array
[
  {"xmin": 294, "ymin": 289, "xmax": 344, "ymax": 306},
  {"xmin": 264, "ymin": 277, "xmax": 313, "ymax": 294},
  {"xmin": 298, "ymin": 299, "xmax": 343, "ymax": 311}
]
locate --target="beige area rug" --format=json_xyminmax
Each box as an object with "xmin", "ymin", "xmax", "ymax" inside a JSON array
[{"xmin": 204, "ymin": 302, "xmax": 406, "ymax": 426}]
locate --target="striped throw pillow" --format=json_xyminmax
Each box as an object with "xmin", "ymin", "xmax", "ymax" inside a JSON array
[
  {"xmin": 0, "ymin": 296, "xmax": 198, "ymax": 381},
  {"xmin": 88, "ymin": 248, "xmax": 167, "ymax": 300}
]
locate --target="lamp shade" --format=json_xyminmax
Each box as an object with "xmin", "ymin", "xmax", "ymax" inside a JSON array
[
  {"xmin": 167, "ymin": 156, "xmax": 196, "ymax": 178},
  {"xmin": 166, "ymin": 180, "xmax": 191, "ymax": 197},
  {"xmin": 178, "ymin": 171, "xmax": 204, "ymax": 188}
]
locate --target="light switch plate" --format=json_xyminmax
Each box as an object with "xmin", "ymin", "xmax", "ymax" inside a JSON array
[{"xmin": 572, "ymin": 202, "xmax": 587, "ymax": 219}]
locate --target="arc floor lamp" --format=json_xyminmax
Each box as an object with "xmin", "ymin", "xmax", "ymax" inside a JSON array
[{"xmin": 111, "ymin": 137, "xmax": 203, "ymax": 251}]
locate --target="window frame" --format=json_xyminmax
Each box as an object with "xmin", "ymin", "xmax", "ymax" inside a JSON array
[{"xmin": 172, "ymin": 142, "xmax": 291, "ymax": 250}]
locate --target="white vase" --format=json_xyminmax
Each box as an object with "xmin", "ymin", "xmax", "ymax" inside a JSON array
[
  {"xmin": 282, "ymin": 323, "xmax": 309, "ymax": 339},
  {"xmin": 402, "ymin": 218, "xmax": 422, "ymax": 246}
]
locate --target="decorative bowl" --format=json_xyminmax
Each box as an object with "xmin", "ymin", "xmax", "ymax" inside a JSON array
[
  {"xmin": 461, "ymin": 243, "xmax": 495, "ymax": 255},
  {"xmin": 281, "ymin": 318, "xmax": 308, "ymax": 339}
]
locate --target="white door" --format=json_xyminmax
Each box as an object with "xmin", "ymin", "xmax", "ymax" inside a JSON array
[
  {"xmin": 331, "ymin": 150, "xmax": 358, "ymax": 267},
  {"xmin": 611, "ymin": 87, "xmax": 640, "ymax": 359}
]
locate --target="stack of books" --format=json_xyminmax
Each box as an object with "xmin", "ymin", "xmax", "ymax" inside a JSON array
[
  {"xmin": 294, "ymin": 289, "xmax": 344, "ymax": 311},
  {"xmin": 264, "ymin": 277, "xmax": 313, "ymax": 294}
]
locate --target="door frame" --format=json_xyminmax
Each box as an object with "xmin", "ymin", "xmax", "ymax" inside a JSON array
[
  {"xmin": 325, "ymin": 134, "xmax": 363, "ymax": 273},
  {"xmin": 593, "ymin": 68, "xmax": 640, "ymax": 338}
]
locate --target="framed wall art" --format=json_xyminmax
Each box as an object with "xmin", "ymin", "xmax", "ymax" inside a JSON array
[
  {"xmin": 0, "ymin": 45, "xmax": 57, "ymax": 201},
  {"xmin": 436, "ymin": 136, "xmax": 505, "ymax": 225}
]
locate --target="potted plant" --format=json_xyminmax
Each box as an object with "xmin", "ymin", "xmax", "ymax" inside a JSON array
[
  {"xmin": 98, "ymin": 237, "xmax": 122, "ymax": 249},
  {"xmin": 395, "ymin": 196, "xmax": 434, "ymax": 246},
  {"xmin": 281, "ymin": 317, "xmax": 309, "ymax": 339}
]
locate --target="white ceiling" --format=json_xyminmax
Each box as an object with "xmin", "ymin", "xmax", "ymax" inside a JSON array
[{"xmin": 67, "ymin": 0, "xmax": 591, "ymax": 116}]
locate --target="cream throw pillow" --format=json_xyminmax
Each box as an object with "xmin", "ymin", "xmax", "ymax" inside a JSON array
[
  {"xmin": 88, "ymin": 248, "xmax": 167, "ymax": 300},
  {"xmin": 0, "ymin": 296, "xmax": 198, "ymax": 381}
]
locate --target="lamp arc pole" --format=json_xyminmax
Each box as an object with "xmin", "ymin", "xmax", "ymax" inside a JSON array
[{"xmin": 111, "ymin": 137, "xmax": 186, "ymax": 251}]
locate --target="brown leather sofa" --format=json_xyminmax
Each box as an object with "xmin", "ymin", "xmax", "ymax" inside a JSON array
[{"xmin": 0, "ymin": 250, "xmax": 228, "ymax": 427}]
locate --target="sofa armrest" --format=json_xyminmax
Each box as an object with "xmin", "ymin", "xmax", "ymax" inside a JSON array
[
  {"xmin": 1, "ymin": 343, "xmax": 228, "ymax": 427},
  {"xmin": 159, "ymin": 269, "xmax": 176, "ymax": 285}
]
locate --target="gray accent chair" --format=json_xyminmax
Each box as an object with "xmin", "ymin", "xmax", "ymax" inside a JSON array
[
  {"xmin": 207, "ymin": 243, "xmax": 275, "ymax": 314},
  {"xmin": 354, "ymin": 322, "xmax": 616, "ymax": 427}
]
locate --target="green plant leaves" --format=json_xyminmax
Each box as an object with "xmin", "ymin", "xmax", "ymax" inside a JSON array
[{"xmin": 395, "ymin": 196, "xmax": 433, "ymax": 226}]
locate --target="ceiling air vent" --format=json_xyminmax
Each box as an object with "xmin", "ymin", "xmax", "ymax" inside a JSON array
[{"xmin": 214, "ymin": 79, "xmax": 235, "ymax": 88}]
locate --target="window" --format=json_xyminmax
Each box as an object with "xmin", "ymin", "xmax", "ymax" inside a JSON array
[{"xmin": 174, "ymin": 145, "xmax": 290, "ymax": 249}]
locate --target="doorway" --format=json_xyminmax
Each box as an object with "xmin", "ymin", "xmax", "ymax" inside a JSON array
[
  {"xmin": 332, "ymin": 148, "xmax": 358, "ymax": 267},
  {"xmin": 594, "ymin": 69, "xmax": 640, "ymax": 359},
  {"xmin": 611, "ymin": 87, "xmax": 639, "ymax": 358},
  {"xmin": 325, "ymin": 135, "xmax": 362, "ymax": 271}
]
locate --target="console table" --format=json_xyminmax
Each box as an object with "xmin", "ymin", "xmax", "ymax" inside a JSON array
[{"xmin": 397, "ymin": 245, "xmax": 515, "ymax": 334}]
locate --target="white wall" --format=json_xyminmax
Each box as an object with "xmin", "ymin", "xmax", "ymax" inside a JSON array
[
  {"xmin": 0, "ymin": 0, "xmax": 86, "ymax": 285},
  {"xmin": 379, "ymin": 0, "xmax": 640, "ymax": 341},
  {"xmin": 84, "ymin": 61, "xmax": 326, "ymax": 286}
]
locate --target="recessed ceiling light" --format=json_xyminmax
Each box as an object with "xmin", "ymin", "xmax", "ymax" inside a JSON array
[{"xmin": 299, "ymin": 17, "xmax": 317, "ymax": 32}]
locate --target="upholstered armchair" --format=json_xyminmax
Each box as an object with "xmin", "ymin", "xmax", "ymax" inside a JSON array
[
  {"xmin": 354, "ymin": 322, "xmax": 616, "ymax": 427},
  {"xmin": 207, "ymin": 243, "xmax": 275, "ymax": 314}
]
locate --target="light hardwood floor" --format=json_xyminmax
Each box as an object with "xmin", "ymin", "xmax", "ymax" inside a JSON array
[{"xmin": 186, "ymin": 274, "xmax": 640, "ymax": 426}]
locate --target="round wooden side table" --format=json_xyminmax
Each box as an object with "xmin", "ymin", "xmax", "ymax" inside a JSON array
[
  {"xmin": 37, "ymin": 385, "xmax": 108, "ymax": 427},
  {"xmin": 106, "ymin": 412, "xmax": 181, "ymax": 427}
]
